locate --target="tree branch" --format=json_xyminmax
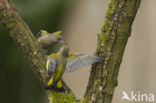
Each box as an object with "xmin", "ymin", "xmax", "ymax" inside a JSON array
[
  {"xmin": 0, "ymin": 0, "xmax": 142, "ymax": 103},
  {"xmin": 0, "ymin": 0, "xmax": 46, "ymax": 84},
  {"xmin": 0, "ymin": 0, "xmax": 76, "ymax": 103},
  {"xmin": 84, "ymin": 0, "xmax": 141, "ymax": 103}
]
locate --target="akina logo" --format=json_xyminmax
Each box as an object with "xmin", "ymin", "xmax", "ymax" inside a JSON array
[{"xmin": 121, "ymin": 91, "xmax": 155, "ymax": 102}]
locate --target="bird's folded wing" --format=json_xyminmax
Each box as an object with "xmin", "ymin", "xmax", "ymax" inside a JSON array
[
  {"xmin": 66, "ymin": 53, "xmax": 103, "ymax": 73},
  {"xmin": 46, "ymin": 56, "xmax": 57, "ymax": 75}
]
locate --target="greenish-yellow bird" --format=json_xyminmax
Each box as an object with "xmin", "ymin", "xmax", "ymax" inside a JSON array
[{"xmin": 45, "ymin": 42, "xmax": 103, "ymax": 90}]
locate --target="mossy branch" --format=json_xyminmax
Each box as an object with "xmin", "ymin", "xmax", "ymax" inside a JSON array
[
  {"xmin": 0, "ymin": 0, "xmax": 47, "ymax": 85},
  {"xmin": 84, "ymin": 0, "xmax": 141, "ymax": 103},
  {"xmin": 0, "ymin": 0, "xmax": 76, "ymax": 103},
  {"xmin": 0, "ymin": 0, "xmax": 142, "ymax": 103}
]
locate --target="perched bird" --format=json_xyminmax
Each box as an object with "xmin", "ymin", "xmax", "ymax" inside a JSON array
[
  {"xmin": 45, "ymin": 42, "xmax": 103, "ymax": 90},
  {"xmin": 37, "ymin": 30, "xmax": 64, "ymax": 49}
]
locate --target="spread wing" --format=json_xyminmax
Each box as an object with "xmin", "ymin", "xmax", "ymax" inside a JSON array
[
  {"xmin": 46, "ymin": 57, "xmax": 57, "ymax": 76},
  {"xmin": 66, "ymin": 54, "xmax": 103, "ymax": 73}
]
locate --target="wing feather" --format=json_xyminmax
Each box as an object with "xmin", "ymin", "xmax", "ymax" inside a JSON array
[
  {"xmin": 47, "ymin": 57, "xmax": 57, "ymax": 76},
  {"xmin": 66, "ymin": 54, "xmax": 103, "ymax": 73}
]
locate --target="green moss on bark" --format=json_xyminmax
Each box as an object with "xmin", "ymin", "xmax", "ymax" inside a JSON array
[
  {"xmin": 0, "ymin": 1, "xmax": 76, "ymax": 103},
  {"xmin": 48, "ymin": 91, "xmax": 77, "ymax": 103},
  {"xmin": 0, "ymin": 0, "xmax": 142, "ymax": 103},
  {"xmin": 85, "ymin": 0, "xmax": 141, "ymax": 103}
]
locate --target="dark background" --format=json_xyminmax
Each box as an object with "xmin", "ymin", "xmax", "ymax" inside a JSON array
[{"xmin": 0, "ymin": 0, "xmax": 74, "ymax": 102}]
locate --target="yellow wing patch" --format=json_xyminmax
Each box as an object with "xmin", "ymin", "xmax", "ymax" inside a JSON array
[
  {"xmin": 47, "ymin": 77, "xmax": 53, "ymax": 86},
  {"xmin": 53, "ymin": 31, "xmax": 62, "ymax": 34},
  {"xmin": 46, "ymin": 60, "xmax": 50, "ymax": 70},
  {"xmin": 67, "ymin": 53, "xmax": 79, "ymax": 62}
]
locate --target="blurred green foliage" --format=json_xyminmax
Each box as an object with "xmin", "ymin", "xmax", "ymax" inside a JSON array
[{"xmin": 0, "ymin": 0, "xmax": 73, "ymax": 102}]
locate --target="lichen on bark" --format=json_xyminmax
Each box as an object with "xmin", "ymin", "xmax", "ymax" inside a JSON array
[
  {"xmin": 0, "ymin": 0, "xmax": 76, "ymax": 102},
  {"xmin": 0, "ymin": 0, "xmax": 142, "ymax": 103},
  {"xmin": 85, "ymin": 0, "xmax": 141, "ymax": 103}
]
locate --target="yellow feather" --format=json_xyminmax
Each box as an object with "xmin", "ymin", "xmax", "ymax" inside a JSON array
[
  {"xmin": 56, "ymin": 80, "xmax": 62, "ymax": 88},
  {"xmin": 46, "ymin": 60, "xmax": 50, "ymax": 70},
  {"xmin": 54, "ymin": 31, "xmax": 62, "ymax": 34},
  {"xmin": 55, "ymin": 65, "xmax": 63, "ymax": 81},
  {"xmin": 41, "ymin": 30, "xmax": 48, "ymax": 35},
  {"xmin": 67, "ymin": 53, "xmax": 78, "ymax": 62},
  {"xmin": 49, "ymin": 53, "xmax": 57, "ymax": 59},
  {"xmin": 47, "ymin": 77, "xmax": 53, "ymax": 86}
]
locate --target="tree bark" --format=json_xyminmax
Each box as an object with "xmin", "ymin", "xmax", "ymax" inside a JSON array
[
  {"xmin": 84, "ymin": 0, "xmax": 141, "ymax": 103},
  {"xmin": 0, "ymin": 0, "xmax": 141, "ymax": 103},
  {"xmin": 0, "ymin": 0, "xmax": 47, "ymax": 84},
  {"xmin": 0, "ymin": 0, "xmax": 76, "ymax": 103}
]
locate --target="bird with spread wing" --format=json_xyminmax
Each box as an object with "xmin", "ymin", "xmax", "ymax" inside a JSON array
[
  {"xmin": 38, "ymin": 31, "xmax": 103, "ymax": 91},
  {"xmin": 44, "ymin": 42, "xmax": 103, "ymax": 90}
]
